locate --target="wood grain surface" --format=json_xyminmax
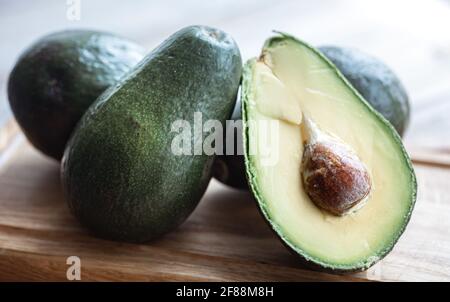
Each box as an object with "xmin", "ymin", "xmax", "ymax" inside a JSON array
[
  {"xmin": 0, "ymin": 0, "xmax": 449, "ymax": 281},
  {"xmin": 0, "ymin": 137, "xmax": 448, "ymax": 281}
]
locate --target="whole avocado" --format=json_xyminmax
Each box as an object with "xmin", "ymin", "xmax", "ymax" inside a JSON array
[
  {"xmin": 7, "ymin": 30, "xmax": 145, "ymax": 160},
  {"xmin": 214, "ymin": 45, "xmax": 411, "ymax": 189},
  {"xmin": 212, "ymin": 97, "xmax": 248, "ymax": 189},
  {"xmin": 62, "ymin": 26, "xmax": 242, "ymax": 242},
  {"xmin": 319, "ymin": 46, "xmax": 410, "ymax": 136}
]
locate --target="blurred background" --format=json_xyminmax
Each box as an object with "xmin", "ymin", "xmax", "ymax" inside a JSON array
[{"xmin": 1, "ymin": 0, "xmax": 450, "ymax": 150}]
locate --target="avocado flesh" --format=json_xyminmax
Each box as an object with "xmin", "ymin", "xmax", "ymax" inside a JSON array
[
  {"xmin": 213, "ymin": 45, "xmax": 410, "ymax": 189},
  {"xmin": 62, "ymin": 26, "xmax": 242, "ymax": 242},
  {"xmin": 243, "ymin": 35, "xmax": 416, "ymax": 271}
]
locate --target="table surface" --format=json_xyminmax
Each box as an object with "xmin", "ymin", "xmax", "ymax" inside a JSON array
[{"xmin": 0, "ymin": 0, "xmax": 449, "ymax": 281}]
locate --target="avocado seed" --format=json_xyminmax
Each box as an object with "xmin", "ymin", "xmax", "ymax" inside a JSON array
[{"xmin": 301, "ymin": 116, "xmax": 371, "ymax": 216}]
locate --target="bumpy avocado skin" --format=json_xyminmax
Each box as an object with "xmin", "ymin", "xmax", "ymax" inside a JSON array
[
  {"xmin": 7, "ymin": 30, "xmax": 145, "ymax": 159},
  {"xmin": 61, "ymin": 26, "xmax": 242, "ymax": 242},
  {"xmin": 319, "ymin": 46, "xmax": 410, "ymax": 136}
]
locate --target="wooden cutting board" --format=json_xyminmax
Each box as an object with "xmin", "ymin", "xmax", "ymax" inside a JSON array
[{"xmin": 0, "ymin": 128, "xmax": 449, "ymax": 281}]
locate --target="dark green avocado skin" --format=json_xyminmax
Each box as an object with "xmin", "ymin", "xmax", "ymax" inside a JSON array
[
  {"xmin": 319, "ymin": 46, "xmax": 410, "ymax": 136},
  {"xmin": 61, "ymin": 26, "xmax": 242, "ymax": 242},
  {"xmin": 212, "ymin": 97, "xmax": 249, "ymax": 190},
  {"xmin": 214, "ymin": 46, "xmax": 411, "ymax": 189},
  {"xmin": 7, "ymin": 30, "xmax": 145, "ymax": 160}
]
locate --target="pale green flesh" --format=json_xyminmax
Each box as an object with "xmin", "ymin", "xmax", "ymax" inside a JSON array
[{"xmin": 243, "ymin": 36, "xmax": 416, "ymax": 270}]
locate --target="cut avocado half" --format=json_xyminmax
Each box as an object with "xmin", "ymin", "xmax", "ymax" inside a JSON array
[{"xmin": 242, "ymin": 33, "xmax": 417, "ymax": 272}]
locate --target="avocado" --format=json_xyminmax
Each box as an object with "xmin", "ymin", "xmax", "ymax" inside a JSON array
[
  {"xmin": 212, "ymin": 97, "xmax": 249, "ymax": 189},
  {"xmin": 214, "ymin": 45, "xmax": 411, "ymax": 189},
  {"xmin": 319, "ymin": 46, "xmax": 410, "ymax": 136},
  {"xmin": 61, "ymin": 26, "xmax": 242, "ymax": 242},
  {"xmin": 242, "ymin": 33, "xmax": 416, "ymax": 272},
  {"xmin": 7, "ymin": 30, "xmax": 145, "ymax": 160}
]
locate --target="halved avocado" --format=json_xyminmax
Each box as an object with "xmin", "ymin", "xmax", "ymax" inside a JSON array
[
  {"xmin": 214, "ymin": 45, "xmax": 410, "ymax": 190},
  {"xmin": 242, "ymin": 33, "xmax": 417, "ymax": 272}
]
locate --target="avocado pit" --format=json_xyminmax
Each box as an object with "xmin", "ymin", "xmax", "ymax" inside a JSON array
[{"xmin": 301, "ymin": 116, "xmax": 371, "ymax": 216}]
